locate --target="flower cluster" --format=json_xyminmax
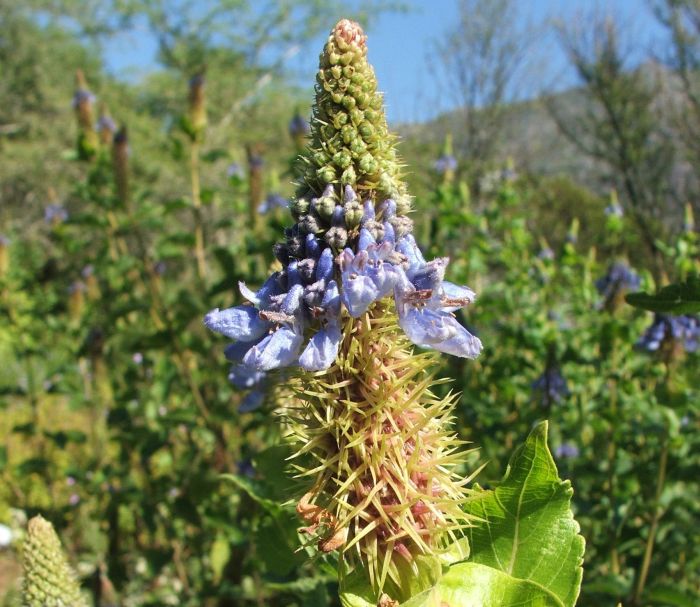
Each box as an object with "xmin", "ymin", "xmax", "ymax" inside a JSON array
[
  {"xmin": 595, "ymin": 261, "xmax": 640, "ymax": 310},
  {"xmin": 288, "ymin": 111, "xmax": 310, "ymax": 139},
  {"xmin": 433, "ymin": 154, "xmax": 457, "ymax": 175},
  {"xmin": 532, "ymin": 366, "xmax": 570, "ymax": 407},
  {"xmin": 637, "ymin": 313, "xmax": 700, "ymax": 354},
  {"xmin": 205, "ymin": 183, "xmax": 481, "ymax": 378}
]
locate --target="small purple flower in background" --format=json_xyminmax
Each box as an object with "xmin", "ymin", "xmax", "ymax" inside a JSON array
[
  {"xmin": 248, "ymin": 154, "xmax": 264, "ymax": 170},
  {"xmin": 604, "ymin": 203, "xmax": 624, "ymax": 218},
  {"xmin": 44, "ymin": 204, "xmax": 69, "ymax": 225},
  {"xmin": 72, "ymin": 88, "xmax": 96, "ymax": 110},
  {"xmin": 132, "ymin": 352, "xmax": 144, "ymax": 365},
  {"xmin": 595, "ymin": 261, "xmax": 640, "ymax": 310},
  {"xmin": 227, "ymin": 162, "xmax": 245, "ymax": 180},
  {"xmin": 66, "ymin": 476, "xmax": 76, "ymax": 487},
  {"xmin": 258, "ymin": 193, "xmax": 289, "ymax": 214},
  {"xmin": 532, "ymin": 366, "xmax": 570, "ymax": 407},
  {"xmin": 537, "ymin": 247, "xmax": 555, "ymax": 261},
  {"xmin": 637, "ymin": 313, "xmax": 700, "ymax": 354},
  {"xmin": 433, "ymin": 154, "xmax": 457, "ymax": 175},
  {"xmin": 153, "ymin": 261, "xmax": 167, "ymax": 276},
  {"xmin": 288, "ymin": 111, "xmax": 310, "ymax": 140},
  {"xmin": 555, "ymin": 443, "xmax": 580, "ymax": 459},
  {"xmin": 68, "ymin": 494, "xmax": 80, "ymax": 506}
]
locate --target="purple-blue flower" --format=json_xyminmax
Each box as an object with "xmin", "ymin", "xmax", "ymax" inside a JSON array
[
  {"xmin": 595, "ymin": 261, "xmax": 640, "ymax": 301},
  {"xmin": 289, "ymin": 112, "xmax": 310, "ymax": 139},
  {"xmin": 637, "ymin": 314, "xmax": 700, "ymax": 353},
  {"xmin": 72, "ymin": 89, "xmax": 95, "ymax": 109},
  {"xmin": 205, "ymin": 185, "xmax": 482, "ymax": 380},
  {"xmin": 44, "ymin": 204, "xmax": 69, "ymax": 224},
  {"xmin": 433, "ymin": 154, "xmax": 457, "ymax": 175},
  {"xmin": 605, "ymin": 203, "xmax": 624, "ymax": 217},
  {"xmin": 555, "ymin": 443, "xmax": 580, "ymax": 459},
  {"xmin": 258, "ymin": 193, "xmax": 289, "ymax": 214},
  {"xmin": 532, "ymin": 367, "xmax": 570, "ymax": 407},
  {"xmin": 227, "ymin": 162, "xmax": 245, "ymax": 180}
]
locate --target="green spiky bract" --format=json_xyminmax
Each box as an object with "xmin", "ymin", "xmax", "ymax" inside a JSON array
[
  {"xmin": 21, "ymin": 515, "xmax": 88, "ymax": 607},
  {"xmin": 288, "ymin": 302, "xmax": 477, "ymax": 601}
]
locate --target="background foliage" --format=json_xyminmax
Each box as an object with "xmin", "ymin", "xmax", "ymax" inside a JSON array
[{"xmin": 1, "ymin": 1, "xmax": 699, "ymax": 606}]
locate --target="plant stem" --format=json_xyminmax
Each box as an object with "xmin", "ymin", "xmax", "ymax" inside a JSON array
[
  {"xmin": 633, "ymin": 437, "xmax": 669, "ymax": 604},
  {"xmin": 191, "ymin": 140, "xmax": 207, "ymax": 281}
]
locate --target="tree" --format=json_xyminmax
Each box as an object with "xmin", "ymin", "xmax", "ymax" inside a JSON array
[
  {"xmin": 547, "ymin": 13, "xmax": 676, "ymax": 268},
  {"xmin": 654, "ymin": 0, "xmax": 700, "ymax": 209},
  {"xmin": 433, "ymin": 0, "xmax": 536, "ymax": 189}
]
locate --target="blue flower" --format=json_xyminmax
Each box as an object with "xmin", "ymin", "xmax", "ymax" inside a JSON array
[
  {"xmin": 555, "ymin": 443, "xmax": 580, "ymax": 459},
  {"xmin": 259, "ymin": 193, "xmax": 289, "ymax": 214},
  {"xmin": 433, "ymin": 154, "xmax": 457, "ymax": 175},
  {"xmin": 72, "ymin": 89, "xmax": 95, "ymax": 109},
  {"xmin": 205, "ymin": 185, "xmax": 483, "ymax": 375},
  {"xmin": 227, "ymin": 162, "xmax": 245, "ymax": 180},
  {"xmin": 532, "ymin": 367, "xmax": 570, "ymax": 407},
  {"xmin": 637, "ymin": 314, "xmax": 700, "ymax": 353},
  {"xmin": 595, "ymin": 262, "xmax": 640, "ymax": 301},
  {"xmin": 44, "ymin": 204, "xmax": 69, "ymax": 225},
  {"xmin": 605, "ymin": 204, "xmax": 624, "ymax": 217},
  {"xmin": 289, "ymin": 112, "xmax": 310, "ymax": 138}
]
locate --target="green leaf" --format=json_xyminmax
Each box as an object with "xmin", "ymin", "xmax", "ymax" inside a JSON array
[
  {"xmin": 401, "ymin": 562, "xmax": 557, "ymax": 606},
  {"xmin": 210, "ymin": 533, "xmax": 231, "ymax": 583},
  {"xmin": 625, "ymin": 275, "xmax": 700, "ymax": 314},
  {"xmin": 464, "ymin": 421, "xmax": 585, "ymax": 607}
]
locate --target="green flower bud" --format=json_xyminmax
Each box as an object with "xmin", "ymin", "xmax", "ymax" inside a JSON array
[
  {"xmin": 341, "ymin": 124, "xmax": 357, "ymax": 144},
  {"xmin": 317, "ymin": 165, "xmax": 336, "ymax": 184},
  {"xmin": 299, "ymin": 213, "xmax": 322, "ymax": 234},
  {"xmin": 343, "ymin": 200, "xmax": 364, "ymax": 228},
  {"xmin": 358, "ymin": 153, "xmax": 377, "ymax": 175},
  {"xmin": 290, "ymin": 197, "xmax": 310, "ymax": 219},
  {"xmin": 314, "ymin": 191, "xmax": 337, "ymax": 220},
  {"xmin": 350, "ymin": 108, "xmax": 364, "ymax": 126},
  {"xmin": 333, "ymin": 150, "xmax": 352, "ymax": 169},
  {"xmin": 341, "ymin": 165, "xmax": 356, "ymax": 185},
  {"xmin": 325, "ymin": 226, "xmax": 348, "ymax": 249},
  {"xmin": 358, "ymin": 121, "xmax": 374, "ymax": 139},
  {"xmin": 341, "ymin": 94, "xmax": 356, "ymax": 110},
  {"xmin": 22, "ymin": 516, "xmax": 88, "ymax": 607}
]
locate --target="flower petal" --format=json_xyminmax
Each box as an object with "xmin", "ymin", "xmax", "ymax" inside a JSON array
[
  {"xmin": 341, "ymin": 272, "xmax": 379, "ymax": 317},
  {"xmin": 204, "ymin": 306, "xmax": 270, "ymax": 341},
  {"xmin": 228, "ymin": 363, "xmax": 266, "ymax": 389},
  {"xmin": 398, "ymin": 307, "xmax": 482, "ymax": 358},
  {"xmin": 239, "ymin": 390, "xmax": 265, "ymax": 413},
  {"xmin": 243, "ymin": 326, "xmax": 304, "ymax": 370},
  {"xmin": 299, "ymin": 323, "xmax": 342, "ymax": 371},
  {"xmin": 316, "ymin": 247, "xmax": 334, "ymax": 283}
]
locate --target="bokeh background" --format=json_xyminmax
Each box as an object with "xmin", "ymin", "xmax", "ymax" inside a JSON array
[{"xmin": 1, "ymin": 1, "xmax": 699, "ymax": 605}]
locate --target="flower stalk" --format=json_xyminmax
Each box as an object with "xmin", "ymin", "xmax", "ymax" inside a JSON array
[{"xmin": 206, "ymin": 19, "xmax": 482, "ymax": 600}]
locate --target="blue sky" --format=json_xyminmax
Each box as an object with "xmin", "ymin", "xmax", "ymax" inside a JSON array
[{"xmin": 103, "ymin": 0, "xmax": 669, "ymax": 124}]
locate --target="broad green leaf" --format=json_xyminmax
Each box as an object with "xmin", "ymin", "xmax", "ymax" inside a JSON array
[
  {"xmin": 464, "ymin": 421, "xmax": 584, "ymax": 607},
  {"xmin": 625, "ymin": 275, "xmax": 700, "ymax": 314},
  {"xmin": 401, "ymin": 562, "xmax": 557, "ymax": 606}
]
